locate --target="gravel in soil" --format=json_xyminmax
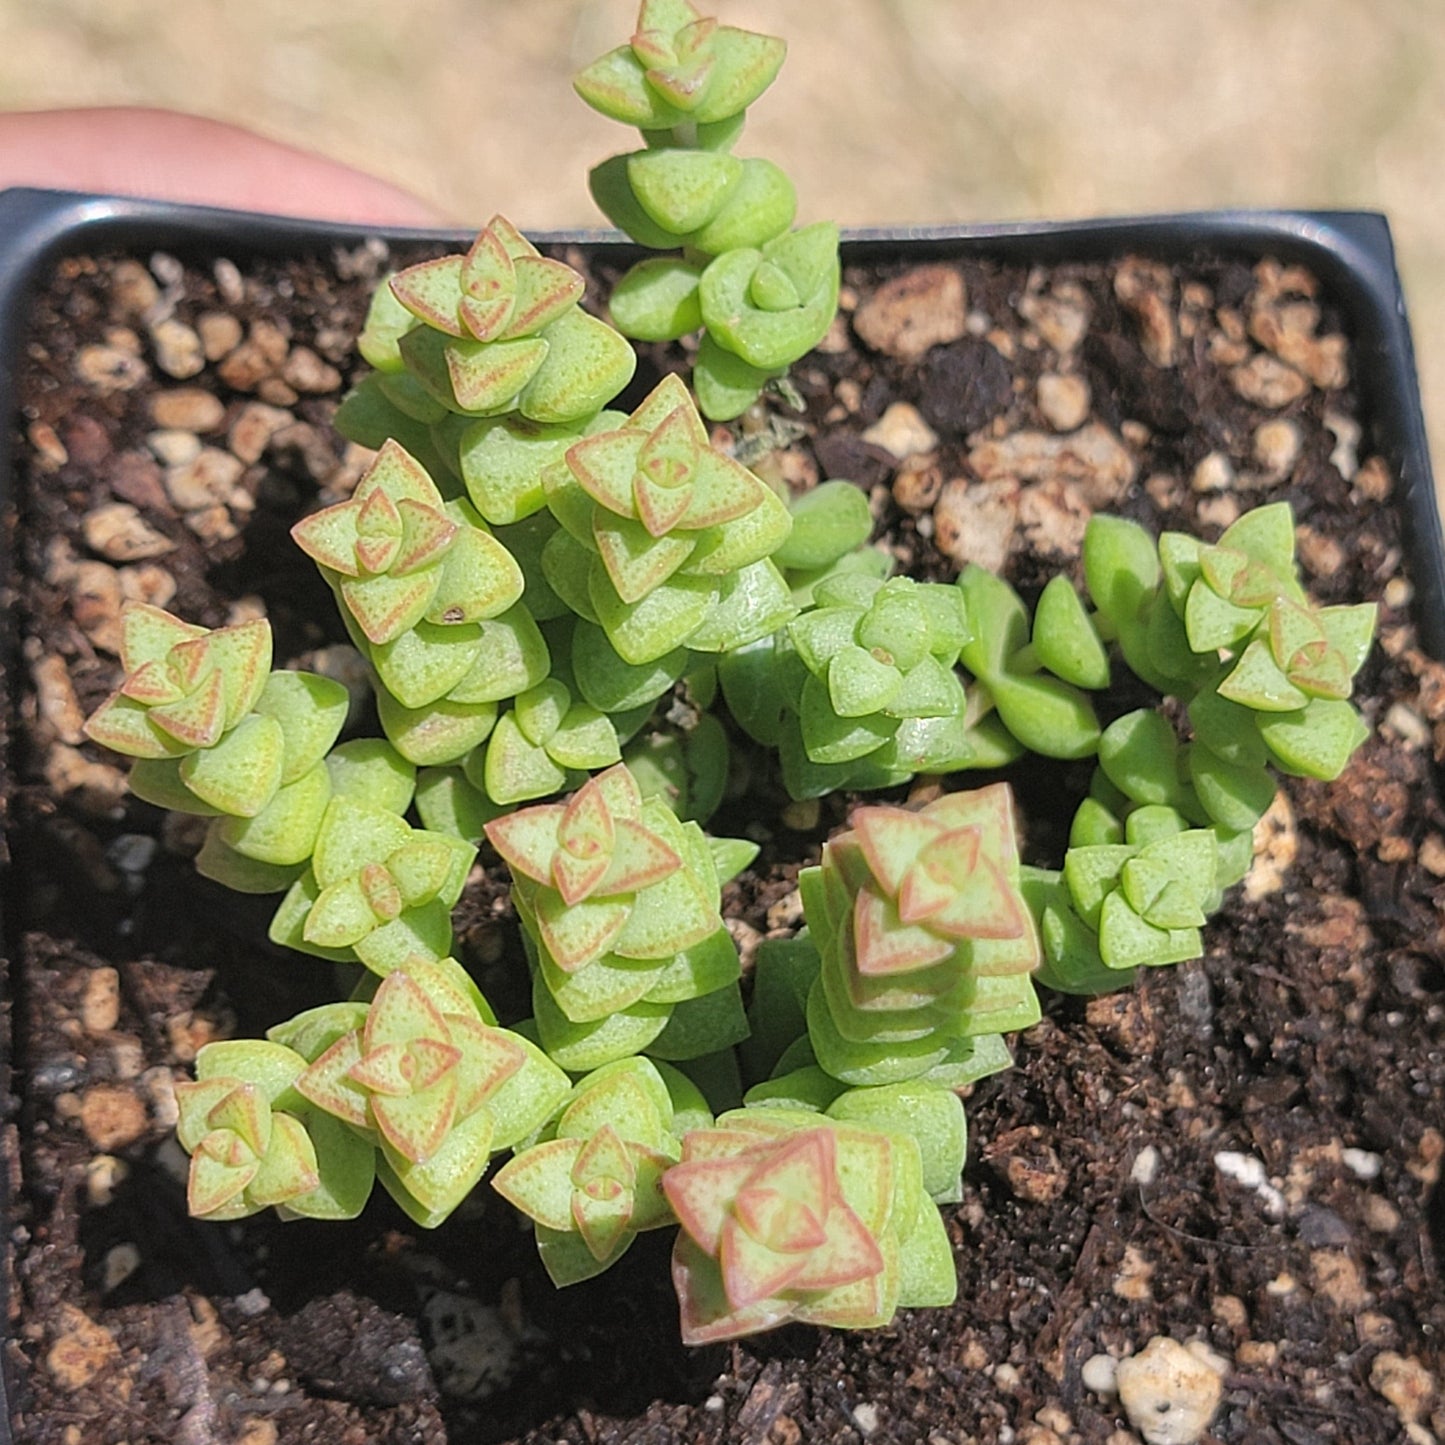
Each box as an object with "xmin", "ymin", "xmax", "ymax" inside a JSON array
[{"xmin": 2, "ymin": 237, "xmax": 1443, "ymax": 1445}]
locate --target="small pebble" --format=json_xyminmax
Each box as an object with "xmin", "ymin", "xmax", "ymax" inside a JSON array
[
  {"xmin": 165, "ymin": 446, "xmax": 245, "ymax": 512},
  {"xmin": 45, "ymin": 1305, "xmax": 120, "ymax": 1392},
  {"xmin": 147, "ymin": 429, "xmax": 202, "ymax": 467},
  {"xmin": 1215, "ymin": 1150, "xmax": 1286, "ymax": 1217},
  {"xmin": 228, "ymin": 401, "xmax": 295, "ymax": 464},
  {"xmin": 149, "ymin": 317, "xmax": 205, "ymax": 379},
  {"xmin": 1131, "ymin": 1146, "xmax": 1160, "ymax": 1186},
  {"xmin": 1353, "ymin": 455, "xmax": 1393, "ymax": 501},
  {"xmin": 213, "ymin": 257, "xmax": 245, "ymax": 304},
  {"xmin": 1369, "ymin": 1351, "xmax": 1436, "ymax": 1429},
  {"xmin": 84, "ymin": 1154, "xmax": 129, "ymax": 1208},
  {"xmin": 1252, "ymin": 418, "xmax": 1303, "ymax": 481},
  {"xmin": 150, "ymin": 387, "xmax": 226, "ymax": 432},
  {"xmin": 1384, "ymin": 702, "xmax": 1431, "ymax": 750},
  {"xmin": 853, "ymin": 264, "xmax": 967, "ymax": 362},
  {"xmin": 1190, "ymin": 451, "xmax": 1234, "ymax": 493},
  {"xmin": 1018, "ymin": 280, "xmax": 1092, "ymax": 353},
  {"xmin": 1383, "ymin": 576, "xmax": 1412, "ymax": 610},
  {"xmin": 852, "ymin": 1402, "xmax": 880, "ymax": 1436},
  {"xmin": 1116, "ymin": 1337, "xmax": 1225, "ymax": 1445},
  {"xmin": 1036, "ymin": 372, "xmax": 1090, "ymax": 431},
  {"xmin": 82, "ymin": 503, "xmax": 175, "ymax": 562},
  {"xmin": 1229, "ymin": 354, "xmax": 1308, "ymax": 408},
  {"xmin": 281, "ymin": 345, "xmax": 343, "ymax": 394},
  {"xmin": 1325, "ymin": 410, "xmax": 1362, "ymax": 480},
  {"xmin": 79, "ymin": 967, "xmax": 121, "ymax": 1034},
  {"xmin": 107, "ymin": 833, "xmax": 157, "ymax": 877},
  {"xmin": 75, "ymin": 343, "xmax": 149, "ymax": 394},
  {"xmin": 110, "ymin": 259, "xmax": 160, "ymax": 319},
  {"xmin": 861, "ymin": 401, "xmax": 938, "ymax": 461},
  {"xmin": 79, "ymin": 1084, "xmax": 148, "ymax": 1151},
  {"xmin": 198, "ymin": 310, "xmax": 244, "ymax": 360},
  {"xmin": 28, "ymin": 420, "xmax": 68, "ymax": 471},
  {"xmin": 102, "ymin": 1242, "xmax": 141, "ymax": 1293},
  {"xmin": 1082, "ymin": 1354, "xmax": 1119, "ymax": 1396}
]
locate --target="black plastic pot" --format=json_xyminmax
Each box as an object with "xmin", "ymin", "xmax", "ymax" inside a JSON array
[{"xmin": 0, "ymin": 187, "xmax": 1439, "ymax": 1443}]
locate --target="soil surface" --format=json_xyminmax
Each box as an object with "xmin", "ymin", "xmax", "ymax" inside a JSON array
[{"xmin": 3, "ymin": 237, "xmax": 1443, "ymax": 1445}]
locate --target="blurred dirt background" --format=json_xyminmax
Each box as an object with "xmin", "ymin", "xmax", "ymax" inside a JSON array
[{"xmin": 1, "ymin": 0, "xmax": 1440, "ymax": 498}]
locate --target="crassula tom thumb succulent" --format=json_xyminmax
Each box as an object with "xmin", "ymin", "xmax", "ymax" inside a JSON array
[{"xmin": 73, "ymin": 0, "xmax": 1385, "ymax": 1361}]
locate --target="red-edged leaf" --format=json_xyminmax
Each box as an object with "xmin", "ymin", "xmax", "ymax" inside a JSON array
[
  {"xmin": 718, "ymin": 1216, "xmax": 806, "ymax": 1306},
  {"xmin": 188, "ymin": 1139, "xmax": 257, "ymax": 1216},
  {"xmin": 558, "ymin": 773, "xmax": 617, "ymax": 863},
  {"xmin": 339, "ymin": 570, "xmax": 438, "ymax": 645},
  {"xmin": 896, "ymin": 824, "xmax": 981, "ymax": 925},
  {"xmin": 148, "ymin": 668, "xmax": 227, "ymax": 750},
  {"xmin": 292, "ymin": 499, "xmax": 364, "ymax": 576},
  {"xmin": 597, "ymin": 817, "xmax": 681, "ymax": 895},
  {"xmin": 916, "ymin": 846, "xmax": 1028, "ymax": 941},
  {"xmin": 672, "ymin": 1232, "xmax": 796, "ymax": 1346},
  {"xmin": 663, "ymin": 1152, "xmax": 756, "ymax": 1255},
  {"xmin": 295, "ymin": 1031, "xmax": 369, "ymax": 1129},
  {"xmin": 566, "ymin": 429, "xmax": 648, "ymax": 519},
  {"xmin": 348, "ymin": 1041, "xmax": 413, "ymax": 1097},
  {"xmin": 406, "ymin": 1035, "xmax": 463, "ymax": 1094},
  {"xmin": 501, "ymin": 255, "xmax": 584, "ymax": 341},
  {"xmin": 390, "ymin": 499, "xmax": 458, "ymax": 577},
  {"xmin": 459, "ymin": 224, "xmax": 516, "ymax": 342},
  {"xmin": 851, "ymin": 885, "xmax": 953, "ymax": 976},
  {"xmin": 119, "ymin": 659, "xmax": 182, "ymax": 706},
  {"xmin": 204, "ymin": 1082, "xmax": 270, "ymax": 1156},
  {"xmin": 738, "ymin": 1130, "xmax": 838, "ymax": 1233},
  {"xmin": 119, "ymin": 603, "xmax": 206, "ymax": 673},
  {"xmin": 492, "ymin": 1138, "xmax": 581, "ymax": 1230},
  {"xmin": 551, "ymin": 848, "xmax": 611, "ymax": 907},
  {"xmin": 485, "ymin": 803, "xmax": 565, "ymax": 885},
  {"xmin": 364, "ymin": 970, "xmax": 452, "ymax": 1053},
  {"xmin": 446, "ymin": 1015, "xmax": 527, "ymax": 1117},
  {"xmin": 487, "ymin": 214, "xmax": 540, "ymax": 261},
  {"xmin": 790, "ymin": 1197, "xmax": 885, "ymax": 1291},
  {"xmin": 850, "ymin": 805, "xmax": 946, "ymax": 898},
  {"xmin": 634, "ymin": 472, "xmax": 695, "ymax": 538},
  {"xmin": 533, "ymin": 891, "xmax": 631, "ymax": 972},
  {"xmin": 390, "ymin": 255, "xmax": 466, "ymax": 336},
  {"xmin": 371, "ymin": 1074, "xmax": 458, "ymax": 1165}
]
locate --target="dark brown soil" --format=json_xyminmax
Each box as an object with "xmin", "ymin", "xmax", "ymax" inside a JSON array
[{"xmin": 3, "ymin": 235, "xmax": 1443, "ymax": 1445}]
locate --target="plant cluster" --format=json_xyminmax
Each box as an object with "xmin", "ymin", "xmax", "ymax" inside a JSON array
[{"xmin": 80, "ymin": 1, "xmax": 1377, "ymax": 1349}]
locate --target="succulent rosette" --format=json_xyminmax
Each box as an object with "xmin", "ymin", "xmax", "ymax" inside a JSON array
[
  {"xmin": 493, "ymin": 1057, "xmax": 708, "ymax": 1285},
  {"xmin": 485, "ymin": 763, "xmax": 743, "ymax": 1070},
  {"xmin": 1085, "ymin": 503, "xmax": 1376, "ymax": 782},
  {"xmin": 662, "ymin": 1108, "xmax": 954, "ymax": 1343},
  {"xmin": 291, "ymin": 960, "xmax": 569, "ymax": 1227},
  {"xmin": 176, "ymin": 1040, "xmax": 375, "ymax": 1223},
  {"xmin": 292, "ymin": 438, "xmax": 557, "ymax": 766},
  {"xmin": 268, "ymin": 796, "xmax": 476, "ymax": 974},
  {"xmin": 800, "ymin": 784, "xmax": 1041, "ymax": 1086},
  {"xmin": 539, "ymin": 373, "xmax": 795, "ymax": 664},
  {"xmin": 577, "ymin": 0, "xmax": 838, "ymax": 418}
]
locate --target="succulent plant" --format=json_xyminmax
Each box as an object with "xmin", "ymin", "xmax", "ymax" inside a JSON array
[
  {"xmin": 268, "ymin": 796, "xmax": 476, "ymax": 975},
  {"xmin": 540, "ymin": 372, "xmax": 795, "ymax": 664},
  {"xmin": 1085, "ymin": 503, "xmax": 1376, "ymax": 781},
  {"xmin": 798, "ymin": 785, "xmax": 1041, "ymax": 1087},
  {"xmin": 485, "ymin": 763, "xmax": 743, "ymax": 1070},
  {"xmin": 956, "ymin": 565, "xmax": 1105, "ymax": 762},
  {"xmin": 78, "ymin": 2, "xmax": 1388, "ymax": 1354},
  {"xmin": 578, "ymin": 0, "xmax": 838, "ymax": 418},
  {"xmin": 493, "ymin": 1057, "xmax": 707, "ymax": 1284},
  {"xmin": 663, "ymin": 1108, "xmax": 955, "ymax": 1343},
  {"xmin": 291, "ymin": 960, "xmax": 569, "ymax": 1226},
  {"xmin": 177, "ymin": 1040, "xmax": 375, "ymax": 1222}
]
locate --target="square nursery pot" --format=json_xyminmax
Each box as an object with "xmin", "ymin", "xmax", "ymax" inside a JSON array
[{"xmin": 0, "ymin": 186, "xmax": 1442, "ymax": 1445}]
